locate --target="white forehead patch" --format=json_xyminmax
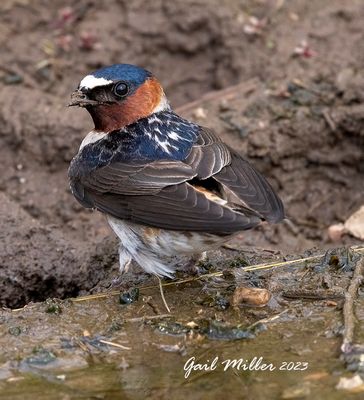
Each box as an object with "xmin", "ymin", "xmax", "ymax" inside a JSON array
[{"xmin": 79, "ymin": 75, "xmax": 113, "ymax": 89}]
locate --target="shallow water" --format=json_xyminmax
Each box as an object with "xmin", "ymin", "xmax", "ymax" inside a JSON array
[{"xmin": 1, "ymin": 252, "xmax": 363, "ymax": 400}]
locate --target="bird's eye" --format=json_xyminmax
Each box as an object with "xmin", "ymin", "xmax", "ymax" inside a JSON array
[{"xmin": 113, "ymin": 82, "xmax": 129, "ymax": 98}]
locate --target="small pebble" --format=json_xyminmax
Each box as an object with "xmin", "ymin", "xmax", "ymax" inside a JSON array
[
  {"xmin": 219, "ymin": 100, "xmax": 230, "ymax": 112},
  {"xmin": 119, "ymin": 287, "xmax": 139, "ymax": 305},
  {"xmin": 193, "ymin": 107, "xmax": 207, "ymax": 119},
  {"xmin": 327, "ymin": 223, "xmax": 345, "ymax": 242},
  {"xmin": 282, "ymin": 384, "xmax": 310, "ymax": 399},
  {"xmin": 231, "ymin": 287, "xmax": 271, "ymax": 307},
  {"xmin": 8, "ymin": 326, "xmax": 22, "ymax": 336},
  {"xmin": 336, "ymin": 374, "xmax": 364, "ymax": 392},
  {"xmin": 344, "ymin": 205, "xmax": 364, "ymax": 240},
  {"xmin": 336, "ymin": 68, "xmax": 354, "ymax": 92}
]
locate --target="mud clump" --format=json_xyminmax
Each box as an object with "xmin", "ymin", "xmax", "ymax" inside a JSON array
[
  {"xmin": 0, "ymin": 193, "xmax": 80, "ymax": 308},
  {"xmin": 0, "ymin": 189, "xmax": 121, "ymax": 308}
]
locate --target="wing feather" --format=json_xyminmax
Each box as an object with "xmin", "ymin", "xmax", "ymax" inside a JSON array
[{"xmin": 213, "ymin": 152, "xmax": 285, "ymax": 223}]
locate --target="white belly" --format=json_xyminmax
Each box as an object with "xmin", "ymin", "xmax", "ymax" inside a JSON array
[{"xmin": 107, "ymin": 216, "xmax": 228, "ymax": 277}]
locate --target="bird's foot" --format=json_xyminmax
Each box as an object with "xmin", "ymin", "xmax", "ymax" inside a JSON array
[{"xmin": 182, "ymin": 252, "xmax": 210, "ymax": 276}]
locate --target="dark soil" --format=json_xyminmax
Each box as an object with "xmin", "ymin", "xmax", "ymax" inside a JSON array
[{"xmin": 0, "ymin": 0, "xmax": 363, "ymax": 308}]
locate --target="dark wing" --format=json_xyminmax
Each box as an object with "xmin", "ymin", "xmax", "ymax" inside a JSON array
[
  {"xmin": 213, "ymin": 151, "xmax": 285, "ymax": 223},
  {"xmin": 88, "ymin": 183, "xmax": 260, "ymax": 233},
  {"xmin": 69, "ymin": 159, "xmax": 196, "ymax": 208},
  {"xmin": 69, "ymin": 127, "xmax": 283, "ymax": 233},
  {"xmin": 81, "ymin": 159, "xmax": 195, "ymax": 195}
]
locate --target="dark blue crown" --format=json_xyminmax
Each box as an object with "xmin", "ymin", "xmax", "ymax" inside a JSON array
[{"xmin": 91, "ymin": 64, "xmax": 152, "ymax": 86}]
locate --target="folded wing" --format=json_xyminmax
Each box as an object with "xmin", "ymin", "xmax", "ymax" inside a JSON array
[{"xmin": 69, "ymin": 127, "xmax": 284, "ymax": 233}]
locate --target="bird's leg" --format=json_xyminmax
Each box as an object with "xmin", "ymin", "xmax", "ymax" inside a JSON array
[
  {"xmin": 110, "ymin": 247, "xmax": 133, "ymax": 287},
  {"xmin": 118, "ymin": 246, "xmax": 132, "ymax": 274},
  {"xmin": 200, "ymin": 251, "xmax": 208, "ymax": 262}
]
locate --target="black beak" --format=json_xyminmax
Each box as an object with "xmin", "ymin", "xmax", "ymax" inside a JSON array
[{"xmin": 68, "ymin": 89, "xmax": 99, "ymax": 107}]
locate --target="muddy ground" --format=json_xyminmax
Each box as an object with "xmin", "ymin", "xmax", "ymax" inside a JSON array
[
  {"xmin": 0, "ymin": 0, "xmax": 363, "ymax": 306},
  {"xmin": 0, "ymin": 0, "xmax": 364, "ymax": 399}
]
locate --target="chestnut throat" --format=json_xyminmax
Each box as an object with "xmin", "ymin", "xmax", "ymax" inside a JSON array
[{"xmin": 87, "ymin": 104, "xmax": 136, "ymax": 132}]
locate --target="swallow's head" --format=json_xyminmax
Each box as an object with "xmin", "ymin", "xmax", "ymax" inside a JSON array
[{"xmin": 69, "ymin": 64, "xmax": 169, "ymax": 131}]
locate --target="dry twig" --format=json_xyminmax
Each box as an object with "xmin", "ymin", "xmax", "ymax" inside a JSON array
[
  {"xmin": 341, "ymin": 257, "xmax": 364, "ymax": 353},
  {"xmin": 156, "ymin": 275, "xmax": 171, "ymax": 313},
  {"xmin": 99, "ymin": 339, "xmax": 131, "ymax": 350},
  {"xmin": 282, "ymin": 290, "xmax": 344, "ymax": 301},
  {"xmin": 126, "ymin": 314, "xmax": 172, "ymax": 323},
  {"xmin": 322, "ymin": 109, "xmax": 337, "ymax": 132},
  {"xmin": 245, "ymin": 309, "xmax": 289, "ymax": 330}
]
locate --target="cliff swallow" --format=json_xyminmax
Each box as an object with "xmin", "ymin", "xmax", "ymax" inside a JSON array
[{"xmin": 68, "ymin": 64, "xmax": 284, "ymax": 277}]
